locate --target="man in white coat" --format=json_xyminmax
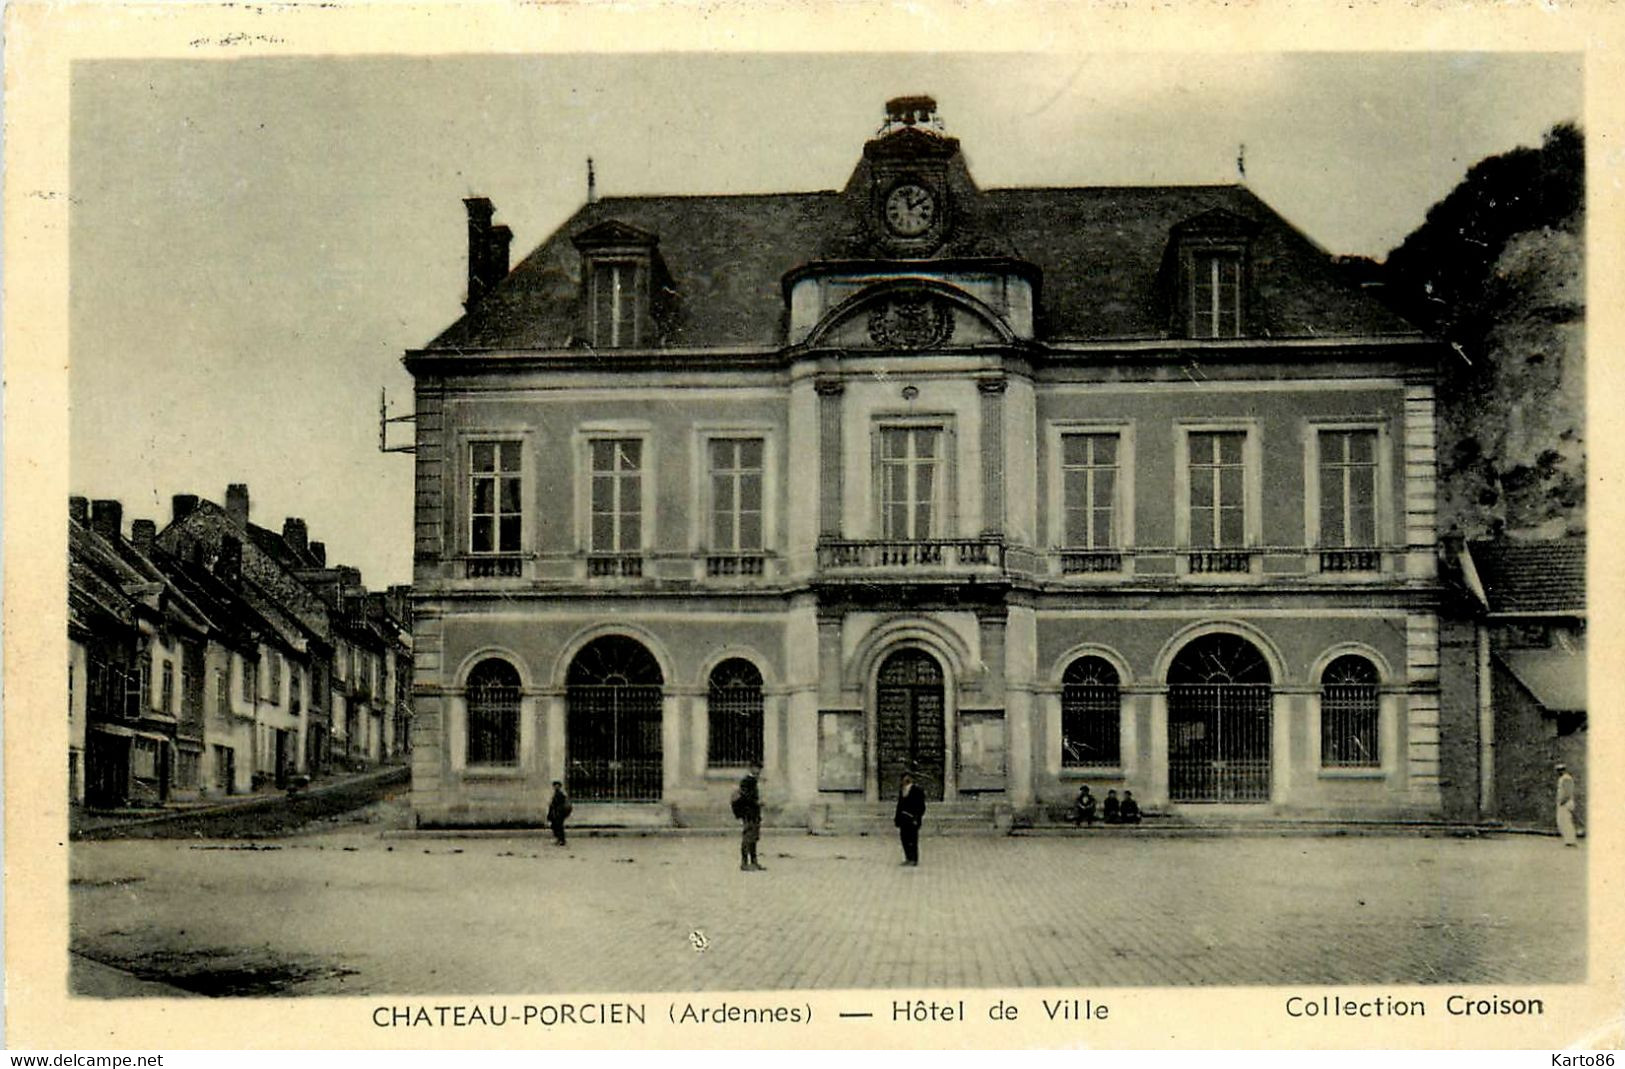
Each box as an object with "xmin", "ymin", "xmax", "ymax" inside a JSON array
[{"xmin": 1555, "ymin": 763, "xmax": 1580, "ymax": 847}]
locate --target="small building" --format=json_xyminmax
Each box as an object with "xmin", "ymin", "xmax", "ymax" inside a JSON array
[
  {"xmin": 404, "ymin": 98, "xmax": 1450, "ymax": 828},
  {"xmin": 1455, "ymin": 538, "xmax": 1586, "ymax": 829}
]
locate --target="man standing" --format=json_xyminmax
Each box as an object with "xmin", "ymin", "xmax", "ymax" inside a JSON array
[
  {"xmin": 733, "ymin": 767, "xmax": 765, "ymax": 871},
  {"xmin": 1555, "ymin": 763, "xmax": 1580, "ymax": 847},
  {"xmin": 895, "ymin": 772, "xmax": 926, "ymax": 867},
  {"xmin": 546, "ymin": 780, "xmax": 571, "ymax": 847}
]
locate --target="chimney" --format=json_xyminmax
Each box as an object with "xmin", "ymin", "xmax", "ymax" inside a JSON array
[
  {"xmin": 172, "ymin": 494, "xmax": 199, "ymax": 524},
  {"xmin": 309, "ymin": 541, "xmax": 327, "ymax": 567},
  {"xmin": 463, "ymin": 197, "xmax": 511, "ymax": 310},
  {"xmin": 215, "ymin": 535, "xmax": 242, "ymax": 585},
  {"xmin": 69, "ymin": 496, "xmax": 89, "ymax": 527},
  {"xmin": 90, "ymin": 499, "xmax": 124, "ymax": 543},
  {"xmin": 131, "ymin": 519, "xmax": 157, "ymax": 555},
  {"xmin": 225, "ymin": 484, "xmax": 250, "ymax": 528},
  {"xmin": 283, "ymin": 517, "xmax": 309, "ymax": 556},
  {"xmin": 337, "ymin": 565, "xmax": 363, "ymax": 589}
]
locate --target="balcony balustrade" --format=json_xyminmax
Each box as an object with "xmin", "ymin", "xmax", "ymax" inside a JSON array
[
  {"xmin": 817, "ymin": 538, "xmax": 1006, "ymax": 574},
  {"xmin": 465, "ymin": 556, "xmax": 523, "ymax": 579},
  {"xmin": 588, "ymin": 554, "xmax": 645, "ymax": 579}
]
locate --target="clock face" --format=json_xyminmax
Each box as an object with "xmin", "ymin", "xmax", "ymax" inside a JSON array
[{"xmin": 884, "ymin": 183, "xmax": 937, "ymax": 237}]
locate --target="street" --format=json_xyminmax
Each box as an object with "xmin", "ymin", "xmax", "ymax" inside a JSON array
[{"xmin": 69, "ymin": 812, "xmax": 1585, "ymax": 996}]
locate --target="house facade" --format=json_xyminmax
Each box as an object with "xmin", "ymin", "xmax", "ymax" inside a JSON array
[
  {"xmin": 70, "ymin": 484, "xmax": 413, "ymax": 811},
  {"xmin": 406, "ymin": 98, "xmax": 1449, "ymax": 827}
]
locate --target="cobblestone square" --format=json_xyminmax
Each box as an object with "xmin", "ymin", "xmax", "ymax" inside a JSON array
[{"xmin": 69, "ymin": 821, "xmax": 1585, "ymax": 995}]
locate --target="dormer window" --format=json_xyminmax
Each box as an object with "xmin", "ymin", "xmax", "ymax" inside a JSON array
[
  {"xmin": 572, "ymin": 219, "xmax": 663, "ymax": 350},
  {"xmin": 590, "ymin": 259, "xmax": 643, "ymax": 348},
  {"xmin": 1191, "ymin": 250, "xmax": 1242, "ymax": 338},
  {"xmin": 1167, "ymin": 208, "xmax": 1260, "ymax": 340}
]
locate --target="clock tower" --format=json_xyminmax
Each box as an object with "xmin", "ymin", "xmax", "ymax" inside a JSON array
[{"xmin": 862, "ymin": 96, "xmax": 961, "ymax": 257}]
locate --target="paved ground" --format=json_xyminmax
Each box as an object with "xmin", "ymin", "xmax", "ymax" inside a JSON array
[{"xmin": 68, "ymin": 811, "xmax": 1586, "ymax": 995}]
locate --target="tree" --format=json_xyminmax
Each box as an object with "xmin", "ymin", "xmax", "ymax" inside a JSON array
[{"xmin": 1383, "ymin": 123, "xmax": 1584, "ymax": 539}]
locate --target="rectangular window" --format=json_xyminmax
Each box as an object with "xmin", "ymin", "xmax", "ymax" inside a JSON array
[
  {"xmin": 159, "ymin": 662, "xmax": 174, "ymax": 715},
  {"xmin": 591, "ymin": 261, "xmax": 640, "ymax": 348},
  {"xmin": 268, "ymin": 652, "xmax": 282, "ymax": 705},
  {"xmin": 1188, "ymin": 431, "xmax": 1247, "ymax": 548},
  {"xmin": 709, "ymin": 438, "xmax": 765, "ymax": 552},
  {"xmin": 1318, "ymin": 429, "xmax": 1378, "ymax": 548},
  {"xmin": 590, "ymin": 438, "xmax": 644, "ymax": 552},
  {"xmin": 242, "ymin": 656, "xmax": 255, "ymax": 704},
  {"xmin": 470, "ymin": 441, "xmax": 522, "ymax": 555},
  {"xmin": 1191, "ymin": 252, "xmax": 1242, "ymax": 338},
  {"xmin": 1061, "ymin": 433, "xmax": 1119, "ymax": 548},
  {"xmin": 879, "ymin": 426, "xmax": 943, "ymax": 540},
  {"xmin": 216, "ymin": 667, "xmax": 231, "ymax": 718},
  {"xmin": 290, "ymin": 665, "xmax": 303, "ymax": 715}
]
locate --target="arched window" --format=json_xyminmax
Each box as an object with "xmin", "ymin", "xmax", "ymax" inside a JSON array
[
  {"xmin": 1321, "ymin": 655, "xmax": 1380, "ymax": 768},
  {"xmin": 707, "ymin": 659, "xmax": 764, "ymax": 768},
  {"xmin": 1166, "ymin": 633, "xmax": 1273, "ymax": 803},
  {"xmin": 566, "ymin": 636, "xmax": 664, "ymax": 801},
  {"xmin": 1061, "ymin": 656, "xmax": 1120, "ymax": 768},
  {"xmin": 466, "ymin": 659, "xmax": 521, "ymax": 766}
]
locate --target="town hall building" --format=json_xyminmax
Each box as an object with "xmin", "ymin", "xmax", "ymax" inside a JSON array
[{"xmin": 405, "ymin": 98, "xmax": 1448, "ymax": 827}]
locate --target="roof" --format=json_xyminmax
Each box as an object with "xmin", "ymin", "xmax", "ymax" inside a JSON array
[
  {"xmin": 1468, "ymin": 538, "xmax": 1586, "ymax": 615},
  {"xmin": 424, "ymin": 183, "xmax": 1420, "ymax": 352},
  {"xmin": 1498, "ymin": 649, "xmax": 1587, "ymax": 713}
]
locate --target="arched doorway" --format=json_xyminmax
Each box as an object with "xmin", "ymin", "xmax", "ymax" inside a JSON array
[
  {"xmin": 876, "ymin": 649, "xmax": 945, "ymax": 801},
  {"xmin": 1166, "ymin": 633, "xmax": 1273, "ymax": 803},
  {"xmin": 566, "ymin": 636, "xmax": 664, "ymax": 801}
]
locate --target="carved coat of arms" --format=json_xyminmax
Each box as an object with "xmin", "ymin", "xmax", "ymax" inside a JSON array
[{"xmin": 867, "ymin": 294, "xmax": 955, "ymax": 350}]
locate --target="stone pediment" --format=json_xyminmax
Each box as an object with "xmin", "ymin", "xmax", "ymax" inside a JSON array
[{"xmin": 803, "ymin": 279, "xmax": 1017, "ymax": 351}]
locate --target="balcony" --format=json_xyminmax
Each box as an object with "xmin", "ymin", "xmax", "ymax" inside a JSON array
[
  {"xmin": 1060, "ymin": 550, "xmax": 1124, "ymax": 575},
  {"xmin": 1187, "ymin": 550, "xmax": 1254, "ymax": 574},
  {"xmin": 706, "ymin": 554, "xmax": 766, "ymax": 578},
  {"xmin": 1319, "ymin": 548, "xmax": 1382, "ymax": 573},
  {"xmin": 817, "ymin": 538, "xmax": 1006, "ymax": 575},
  {"xmin": 465, "ymin": 555, "xmax": 523, "ymax": 579},
  {"xmin": 588, "ymin": 554, "xmax": 644, "ymax": 579}
]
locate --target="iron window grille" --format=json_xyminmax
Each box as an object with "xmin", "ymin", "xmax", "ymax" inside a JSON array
[
  {"xmin": 465, "ymin": 659, "xmax": 521, "ymax": 767},
  {"xmin": 1061, "ymin": 657, "xmax": 1121, "ymax": 767},
  {"xmin": 1321, "ymin": 655, "xmax": 1380, "ymax": 768},
  {"xmin": 708, "ymin": 659, "xmax": 764, "ymax": 768}
]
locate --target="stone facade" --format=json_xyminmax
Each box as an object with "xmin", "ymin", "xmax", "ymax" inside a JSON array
[{"xmin": 407, "ymin": 98, "xmax": 1447, "ymax": 827}]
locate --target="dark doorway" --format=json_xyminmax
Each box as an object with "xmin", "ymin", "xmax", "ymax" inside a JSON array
[
  {"xmin": 566, "ymin": 636, "xmax": 664, "ymax": 801},
  {"xmin": 876, "ymin": 649, "xmax": 945, "ymax": 801},
  {"xmin": 1167, "ymin": 633, "xmax": 1273, "ymax": 803}
]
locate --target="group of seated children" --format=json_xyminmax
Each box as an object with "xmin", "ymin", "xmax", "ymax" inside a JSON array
[{"xmin": 1070, "ymin": 784, "xmax": 1141, "ymax": 827}]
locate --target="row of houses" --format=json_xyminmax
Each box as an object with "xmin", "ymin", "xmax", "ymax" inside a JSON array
[{"xmin": 68, "ymin": 486, "xmax": 412, "ymax": 809}]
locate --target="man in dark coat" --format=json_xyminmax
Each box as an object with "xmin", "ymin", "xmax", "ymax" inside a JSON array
[
  {"xmin": 1103, "ymin": 789, "xmax": 1121, "ymax": 824},
  {"xmin": 733, "ymin": 768, "xmax": 765, "ymax": 871},
  {"xmin": 1119, "ymin": 790, "xmax": 1142, "ymax": 826},
  {"xmin": 894, "ymin": 772, "xmax": 927, "ymax": 866},
  {"xmin": 546, "ymin": 780, "xmax": 571, "ymax": 846}
]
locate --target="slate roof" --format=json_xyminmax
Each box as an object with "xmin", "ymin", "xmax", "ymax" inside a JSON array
[
  {"xmin": 425, "ymin": 183, "xmax": 1419, "ymax": 352},
  {"xmin": 1498, "ymin": 648, "xmax": 1587, "ymax": 712},
  {"xmin": 1468, "ymin": 538, "xmax": 1586, "ymax": 615}
]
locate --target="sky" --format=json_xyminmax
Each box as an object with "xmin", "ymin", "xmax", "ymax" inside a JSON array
[{"xmin": 69, "ymin": 52, "xmax": 1581, "ymax": 586}]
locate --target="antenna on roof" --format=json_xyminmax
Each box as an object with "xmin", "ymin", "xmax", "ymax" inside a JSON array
[
  {"xmin": 379, "ymin": 387, "xmax": 416, "ymax": 455},
  {"xmin": 587, "ymin": 157, "xmax": 596, "ymax": 204},
  {"xmin": 1236, "ymin": 143, "xmax": 1247, "ymax": 181}
]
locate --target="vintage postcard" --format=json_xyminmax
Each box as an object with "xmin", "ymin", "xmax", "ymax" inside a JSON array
[{"xmin": 5, "ymin": 0, "xmax": 1623, "ymax": 1052}]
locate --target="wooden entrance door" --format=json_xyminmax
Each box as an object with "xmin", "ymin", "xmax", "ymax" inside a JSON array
[{"xmin": 876, "ymin": 649, "xmax": 945, "ymax": 801}]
